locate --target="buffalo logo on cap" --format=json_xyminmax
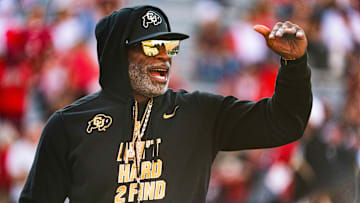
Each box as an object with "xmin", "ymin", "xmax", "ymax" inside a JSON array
[{"xmin": 142, "ymin": 11, "xmax": 162, "ymax": 28}]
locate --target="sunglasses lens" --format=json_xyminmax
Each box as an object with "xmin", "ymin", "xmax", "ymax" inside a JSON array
[
  {"xmin": 142, "ymin": 45, "xmax": 159, "ymax": 56},
  {"xmin": 164, "ymin": 41, "xmax": 180, "ymax": 56},
  {"xmin": 141, "ymin": 40, "xmax": 180, "ymax": 56}
]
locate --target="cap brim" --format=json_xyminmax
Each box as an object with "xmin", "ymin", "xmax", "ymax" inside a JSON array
[{"xmin": 127, "ymin": 32, "xmax": 189, "ymax": 45}]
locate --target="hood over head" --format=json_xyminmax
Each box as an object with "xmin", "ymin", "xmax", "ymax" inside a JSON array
[{"xmin": 95, "ymin": 5, "xmax": 189, "ymax": 102}]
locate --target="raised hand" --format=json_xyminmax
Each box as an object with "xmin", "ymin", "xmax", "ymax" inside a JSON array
[{"xmin": 254, "ymin": 21, "xmax": 307, "ymax": 60}]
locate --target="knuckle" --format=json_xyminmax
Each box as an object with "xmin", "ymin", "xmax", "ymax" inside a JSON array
[
  {"xmin": 284, "ymin": 21, "xmax": 294, "ymax": 28},
  {"xmin": 275, "ymin": 22, "xmax": 283, "ymax": 27},
  {"xmin": 271, "ymin": 28, "xmax": 278, "ymax": 33}
]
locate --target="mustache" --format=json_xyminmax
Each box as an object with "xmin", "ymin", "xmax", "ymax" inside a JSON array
[{"xmin": 145, "ymin": 62, "xmax": 171, "ymax": 70}]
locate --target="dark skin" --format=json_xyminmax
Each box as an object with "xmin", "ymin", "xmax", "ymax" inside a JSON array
[
  {"xmin": 128, "ymin": 21, "xmax": 307, "ymax": 102},
  {"xmin": 254, "ymin": 21, "xmax": 307, "ymax": 59},
  {"xmin": 128, "ymin": 44, "xmax": 172, "ymax": 102}
]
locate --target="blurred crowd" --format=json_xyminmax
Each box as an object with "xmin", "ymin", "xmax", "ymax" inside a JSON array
[
  {"xmin": 0, "ymin": 0, "xmax": 359, "ymax": 202},
  {"xmin": 0, "ymin": 0, "xmax": 121, "ymax": 202},
  {"xmin": 195, "ymin": 0, "xmax": 360, "ymax": 203}
]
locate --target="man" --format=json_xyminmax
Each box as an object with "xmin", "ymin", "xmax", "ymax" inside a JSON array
[{"xmin": 20, "ymin": 5, "xmax": 312, "ymax": 203}]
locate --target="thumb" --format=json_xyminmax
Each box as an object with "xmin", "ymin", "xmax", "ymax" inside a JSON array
[{"xmin": 253, "ymin": 25, "xmax": 271, "ymax": 38}]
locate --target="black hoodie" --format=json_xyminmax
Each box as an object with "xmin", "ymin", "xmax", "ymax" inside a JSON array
[{"xmin": 20, "ymin": 5, "xmax": 312, "ymax": 203}]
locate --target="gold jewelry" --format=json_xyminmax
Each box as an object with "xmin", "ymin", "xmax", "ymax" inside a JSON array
[{"xmin": 130, "ymin": 98, "xmax": 153, "ymax": 203}]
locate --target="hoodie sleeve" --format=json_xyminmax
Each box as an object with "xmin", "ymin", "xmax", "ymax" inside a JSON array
[
  {"xmin": 19, "ymin": 111, "xmax": 70, "ymax": 202},
  {"xmin": 206, "ymin": 54, "xmax": 312, "ymax": 151}
]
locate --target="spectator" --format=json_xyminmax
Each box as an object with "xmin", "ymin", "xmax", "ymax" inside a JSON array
[
  {"xmin": 227, "ymin": 0, "xmax": 275, "ymax": 66},
  {"xmin": 193, "ymin": 1, "xmax": 238, "ymax": 82},
  {"xmin": 320, "ymin": 1, "xmax": 356, "ymax": 78},
  {"xmin": 0, "ymin": 29, "xmax": 33, "ymax": 127},
  {"xmin": 0, "ymin": 121, "xmax": 17, "ymax": 202},
  {"xmin": 6, "ymin": 121, "xmax": 43, "ymax": 203}
]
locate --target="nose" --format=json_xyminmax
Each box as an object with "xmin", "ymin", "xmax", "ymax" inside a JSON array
[{"xmin": 156, "ymin": 45, "xmax": 172, "ymax": 63}]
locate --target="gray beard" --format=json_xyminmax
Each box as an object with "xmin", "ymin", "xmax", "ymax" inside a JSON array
[{"xmin": 128, "ymin": 62, "xmax": 170, "ymax": 98}]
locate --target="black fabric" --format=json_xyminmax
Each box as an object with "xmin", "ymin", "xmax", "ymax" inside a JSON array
[
  {"xmin": 19, "ymin": 5, "xmax": 312, "ymax": 203},
  {"xmin": 96, "ymin": 7, "xmax": 133, "ymax": 102}
]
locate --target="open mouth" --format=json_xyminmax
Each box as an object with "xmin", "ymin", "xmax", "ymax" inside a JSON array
[{"xmin": 149, "ymin": 67, "xmax": 169, "ymax": 83}]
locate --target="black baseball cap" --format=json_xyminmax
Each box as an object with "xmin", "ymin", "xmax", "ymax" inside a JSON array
[{"xmin": 127, "ymin": 6, "xmax": 189, "ymax": 45}]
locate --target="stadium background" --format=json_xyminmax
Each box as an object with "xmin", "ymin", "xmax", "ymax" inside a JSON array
[{"xmin": 0, "ymin": 0, "xmax": 359, "ymax": 202}]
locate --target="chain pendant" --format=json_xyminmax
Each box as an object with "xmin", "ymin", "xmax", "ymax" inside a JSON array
[
  {"xmin": 135, "ymin": 121, "xmax": 141, "ymax": 136},
  {"xmin": 125, "ymin": 143, "xmax": 135, "ymax": 164},
  {"xmin": 128, "ymin": 98, "xmax": 153, "ymax": 203}
]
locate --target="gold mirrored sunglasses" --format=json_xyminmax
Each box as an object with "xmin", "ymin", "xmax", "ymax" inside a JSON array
[{"xmin": 141, "ymin": 40, "xmax": 180, "ymax": 57}]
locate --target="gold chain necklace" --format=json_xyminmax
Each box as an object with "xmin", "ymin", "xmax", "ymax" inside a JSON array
[{"xmin": 126, "ymin": 98, "xmax": 153, "ymax": 202}]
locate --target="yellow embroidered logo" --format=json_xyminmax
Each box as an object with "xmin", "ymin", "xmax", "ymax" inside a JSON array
[
  {"xmin": 87, "ymin": 114, "xmax": 112, "ymax": 134},
  {"xmin": 163, "ymin": 105, "xmax": 179, "ymax": 119}
]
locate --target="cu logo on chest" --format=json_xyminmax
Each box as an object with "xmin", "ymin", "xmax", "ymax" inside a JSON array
[{"xmin": 87, "ymin": 114, "xmax": 113, "ymax": 134}]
